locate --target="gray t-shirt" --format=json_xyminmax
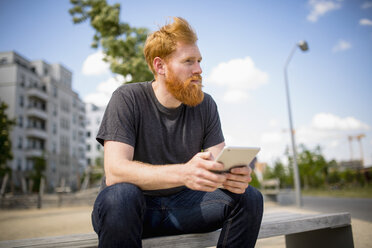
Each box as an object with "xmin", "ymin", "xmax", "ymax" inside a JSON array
[{"xmin": 96, "ymin": 81, "xmax": 224, "ymax": 195}]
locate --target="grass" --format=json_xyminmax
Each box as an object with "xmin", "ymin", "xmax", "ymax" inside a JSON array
[{"xmin": 302, "ymin": 185, "xmax": 372, "ymax": 198}]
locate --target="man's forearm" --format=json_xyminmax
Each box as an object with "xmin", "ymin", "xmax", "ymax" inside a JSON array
[{"xmin": 105, "ymin": 159, "xmax": 186, "ymax": 190}]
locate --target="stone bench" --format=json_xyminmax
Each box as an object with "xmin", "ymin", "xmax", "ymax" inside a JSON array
[{"xmin": 0, "ymin": 211, "xmax": 354, "ymax": 248}]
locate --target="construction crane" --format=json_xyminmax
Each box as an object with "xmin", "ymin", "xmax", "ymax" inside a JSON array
[{"xmin": 348, "ymin": 134, "xmax": 366, "ymax": 166}]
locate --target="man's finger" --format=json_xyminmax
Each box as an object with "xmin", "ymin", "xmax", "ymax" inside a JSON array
[
  {"xmin": 197, "ymin": 151, "xmax": 213, "ymax": 160},
  {"xmin": 230, "ymin": 165, "xmax": 251, "ymax": 175}
]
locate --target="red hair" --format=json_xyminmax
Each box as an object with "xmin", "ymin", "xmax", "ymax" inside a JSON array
[{"xmin": 144, "ymin": 17, "xmax": 198, "ymax": 74}]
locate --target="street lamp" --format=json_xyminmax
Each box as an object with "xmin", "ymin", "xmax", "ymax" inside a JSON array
[{"xmin": 284, "ymin": 40, "xmax": 309, "ymax": 207}]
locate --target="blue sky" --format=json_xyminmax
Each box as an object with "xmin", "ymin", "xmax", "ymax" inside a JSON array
[{"xmin": 1, "ymin": 0, "xmax": 372, "ymax": 166}]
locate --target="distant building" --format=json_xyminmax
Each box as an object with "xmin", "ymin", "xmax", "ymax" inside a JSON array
[
  {"xmin": 85, "ymin": 103, "xmax": 105, "ymax": 167},
  {"xmin": 338, "ymin": 160, "xmax": 363, "ymax": 171},
  {"xmin": 0, "ymin": 51, "xmax": 86, "ymax": 191}
]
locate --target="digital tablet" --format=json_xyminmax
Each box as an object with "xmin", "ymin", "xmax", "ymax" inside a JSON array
[{"xmin": 214, "ymin": 146, "xmax": 260, "ymax": 172}]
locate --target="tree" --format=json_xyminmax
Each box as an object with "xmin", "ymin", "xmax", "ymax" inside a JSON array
[
  {"xmin": 286, "ymin": 144, "xmax": 334, "ymax": 189},
  {"xmin": 29, "ymin": 156, "xmax": 46, "ymax": 192},
  {"xmin": 0, "ymin": 101, "xmax": 15, "ymax": 178},
  {"xmin": 69, "ymin": 0, "xmax": 153, "ymax": 83}
]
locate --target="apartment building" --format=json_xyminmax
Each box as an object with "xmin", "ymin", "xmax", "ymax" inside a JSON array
[
  {"xmin": 85, "ymin": 103, "xmax": 105, "ymax": 167},
  {"xmin": 0, "ymin": 51, "xmax": 86, "ymax": 191}
]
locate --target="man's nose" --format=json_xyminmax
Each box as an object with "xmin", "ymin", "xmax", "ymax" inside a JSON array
[{"xmin": 193, "ymin": 62, "xmax": 202, "ymax": 75}]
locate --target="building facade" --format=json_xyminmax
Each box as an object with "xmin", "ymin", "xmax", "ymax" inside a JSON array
[
  {"xmin": 0, "ymin": 51, "xmax": 86, "ymax": 191},
  {"xmin": 85, "ymin": 103, "xmax": 105, "ymax": 167}
]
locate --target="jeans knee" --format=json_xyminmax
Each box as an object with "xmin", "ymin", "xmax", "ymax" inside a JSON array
[
  {"xmin": 93, "ymin": 183, "xmax": 145, "ymax": 231},
  {"xmin": 97, "ymin": 183, "xmax": 145, "ymax": 210},
  {"xmin": 241, "ymin": 186, "xmax": 264, "ymax": 215},
  {"xmin": 92, "ymin": 183, "xmax": 146, "ymax": 244}
]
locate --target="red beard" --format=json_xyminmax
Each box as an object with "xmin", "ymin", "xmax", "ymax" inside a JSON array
[{"xmin": 165, "ymin": 69, "xmax": 204, "ymax": 107}]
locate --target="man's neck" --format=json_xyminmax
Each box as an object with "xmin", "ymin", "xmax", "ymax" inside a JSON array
[{"xmin": 152, "ymin": 80, "xmax": 182, "ymax": 109}]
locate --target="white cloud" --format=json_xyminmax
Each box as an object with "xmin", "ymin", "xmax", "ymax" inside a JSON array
[
  {"xmin": 361, "ymin": 2, "xmax": 372, "ymax": 9},
  {"xmin": 82, "ymin": 51, "xmax": 110, "ymax": 76},
  {"xmin": 332, "ymin": 40, "xmax": 351, "ymax": 52},
  {"xmin": 311, "ymin": 113, "xmax": 370, "ymax": 131},
  {"xmin": 307, "ymin": 0, "xmax": 342, "ymax": 22},
  {"xmin": 359, "ymin": 18, "xmax": 372, "ymax": 26},
  {"xmin": 255, "ymin": 112, "xmax": 370, "ymax": 164},
  {"xmin": 84, "ymin": 75, "xmax": 125, "ymax": 106},
  {"xmin": 269, "ymin": 119, "xmax": 279, "ymax": 128},
  {"xmin": 261, "ymin": 132, "xmax": 283, "ymax": 144},
  {"xmin": 223, "ymin": 90, "xmax": 249, "ymax": 103},
  {"xmin": 330, "ymin": 140, "xmax": 339, "ymax": 147},
  {"xmin": 207, "ymin": 57, "xmax": 269, "ymax": 103},
  {"xmin": 207, "ymin": 57, "xmax": 268, "ymax": 90}
]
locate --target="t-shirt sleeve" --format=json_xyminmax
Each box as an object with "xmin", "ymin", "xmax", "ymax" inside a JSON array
[
  {"xmin": 96, "ymin": 89, "xmax": 136, "ymax": 147},
  {"xmin": 202, "ymin": 95, "xmax": 225, "ymax": 149}
]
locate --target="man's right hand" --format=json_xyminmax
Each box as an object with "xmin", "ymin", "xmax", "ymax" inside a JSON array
[{"xmin": 181, "ymin": 151, "xmax": 227, "ymax": 192}]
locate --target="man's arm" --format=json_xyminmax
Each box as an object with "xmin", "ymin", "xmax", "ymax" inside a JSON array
[{"xmin": 104, "ymin": 140, "xmax": 227, "ymax": 192}]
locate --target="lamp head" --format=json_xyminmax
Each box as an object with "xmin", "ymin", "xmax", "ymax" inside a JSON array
[{"xmin": 298, "ymin": 40, "xmax": 309, "ymax": 51}]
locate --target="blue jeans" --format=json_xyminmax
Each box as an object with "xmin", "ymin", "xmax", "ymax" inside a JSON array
[{"xmin": 92, "ymin": 183, "xmax": 263, "ymax": 248}]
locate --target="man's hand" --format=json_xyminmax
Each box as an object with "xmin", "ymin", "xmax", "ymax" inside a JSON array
[
  {"xmin": 223, "ymin": 166, "xmax": 252, "ymax": 194},
  {"xmin": 182, "ymin": 151, "xmax": 227, "ymax": 192}
]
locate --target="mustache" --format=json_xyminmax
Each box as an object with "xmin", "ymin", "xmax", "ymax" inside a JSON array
[{"xmin": 190, "ymin": 75, "xmax": 202, "ymax": 81}]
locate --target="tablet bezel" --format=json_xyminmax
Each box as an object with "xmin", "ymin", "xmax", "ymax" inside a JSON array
[{"xmin": 214, "ymin": 146, "xmax": 260, "ymax": 172}]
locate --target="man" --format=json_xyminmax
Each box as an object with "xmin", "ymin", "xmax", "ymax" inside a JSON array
[{"xmin": 92, "ymin": 17, "xmax": 263, "ymax": 247}]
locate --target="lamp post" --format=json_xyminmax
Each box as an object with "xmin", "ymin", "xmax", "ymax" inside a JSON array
[{"xmin": 284, "ymin": 40, "xmax": 308, "ymax": 207}]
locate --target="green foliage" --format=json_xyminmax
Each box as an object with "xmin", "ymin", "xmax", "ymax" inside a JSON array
[
  {"xmin": 0, "ymin": 101, "xmax": 15, "ymax": 178},
  {"xmin": 249, "ymin": 171, "xmax": 260, "ymax": 188},
  {"xmin": 91, "ymin": 156, "xmax": 104, "ymax": 184},
  {"xmin": 29, "ymin": 156, "xmax": 46, "ymax": 192},
  {"xmin": 263, "ymin": 159, "xmax": 293, "ymax": 188},
  {"xmin": 267, "ymin": 144, "xmax": 369, "ymax": 190},
  {"xmin": 69, "ymin": 0, "xmax": 154, "ymax": 83}
]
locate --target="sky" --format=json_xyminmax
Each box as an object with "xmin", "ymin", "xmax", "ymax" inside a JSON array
[{"xmin": 1, "ymin": 0, "xmax": 372, "ymax": 167}]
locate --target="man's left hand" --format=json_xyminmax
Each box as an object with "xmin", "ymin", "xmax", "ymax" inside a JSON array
[{"xmin": 223, "ymin": 166, "xmax": 252, "ymax": 194}]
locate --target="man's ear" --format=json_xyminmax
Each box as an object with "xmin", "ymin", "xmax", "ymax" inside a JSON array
[{"xmin": 153, "ymin": 57, "xmax": 166, "ymax": 76}]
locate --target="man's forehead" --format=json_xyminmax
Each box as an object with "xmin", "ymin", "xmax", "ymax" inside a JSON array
[{"xmin": 172, "ymin": 42, "xmax": 202, "ymax": 59}]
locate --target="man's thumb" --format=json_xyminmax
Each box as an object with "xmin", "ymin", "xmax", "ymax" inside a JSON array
[{"xmin": 198, "ymin": 151, "xmax": 213, "ymax": 160}]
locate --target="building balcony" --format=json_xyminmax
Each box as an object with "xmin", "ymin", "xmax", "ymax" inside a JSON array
[
  {"xmin": 25, "ymin": 148, "xmax": 43, "ymax": 158},
  {"xmin": 26, "ymin": 128, "xmax": 48, "ymax": 140},
  {"xmin": 27, "ymin": 107, "xmax": 48, "ymax": 120},
  {"xmin": 78, "ymin": 158, "xmax": 87, "ymax": 166},
  {"xmin": 27, "ymin": 87, "xmax": 48, "ymax": 101}
]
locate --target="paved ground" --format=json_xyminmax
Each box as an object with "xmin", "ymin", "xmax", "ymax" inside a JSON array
[
  {"xmin": 0, "ymin": 200, "xmax": 370, "ymax": 247},
  {"xmin": 302, "ymin": 196, "xmax": 372, "ymax": 222}
]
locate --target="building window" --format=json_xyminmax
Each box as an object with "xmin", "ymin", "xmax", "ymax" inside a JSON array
[
  {"xmin": 19, "ymin": 95, "xmax": 24, "ymax": 107},
  {"xmin": 17, "ymin": 158, "xmax": 22, "ymax": 171},
  {"xmin": 20, "ymin": 74, "xmax": 25, "ymax": 87},
  {"xmin": 0, "ymin": 57, "xmax": 7, "ymax": 65},
  {"xmin": 18, "ymin": 116, "xmax": 23, "ymax": 128},
  {"xmin": 52, "ymin": 123, "xmax": 57, "ymax": 134},
  {"xmin": 18, "ymin": 137, "xmax": 23, "ymax": 149},
  {"xmin": 53, "ymin": 104, "xmax": 57, "ymax": 116},
  {"xmin": 72, "ymin": 114, "xmax": 77, "ymax": 124},
  {"xmin": 51, "ymin": 160, "xmax": 56, "ymax": 172},
  {"xmin": 53, "ymin": 86, "xmax": 58, "ymax": 97},
  {"xmin": 87, "ymin": 131, "xmax": 91, "ymax": 138},
  {"xmin": 87, "ymin": 144, "xmax": 91, "ymax": 151},
  {"xmin": 52, "ymin": 142, "xmax": 57, "ymax": 154},
  {"xmin": 96, "ymin": 144, "xmax": 101, "ymax": 151}
]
